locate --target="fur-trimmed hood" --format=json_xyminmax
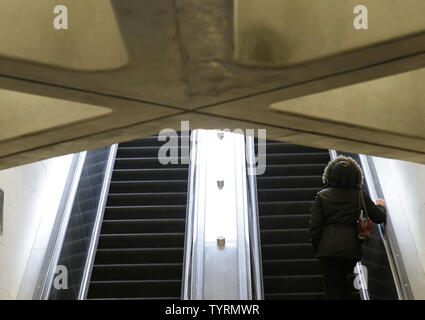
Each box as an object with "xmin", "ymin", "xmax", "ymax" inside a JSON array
[{"xmin": 322, "ymin": 155, "xmax": 364, "ymax": 188}]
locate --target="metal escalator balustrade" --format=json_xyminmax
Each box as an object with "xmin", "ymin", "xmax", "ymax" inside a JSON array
[
  {"xmin": 86, "ymin": 135, "xmax": 189, "ymax": 300},
  {"xmin": 359, "ymin": 154, "xmax": 412, "ymax": 300},
  {"xmin": 329, "ymin": 151, "xmax": 412, "ymax": 300},
  {"xmin": 38, "ymin": 146, "xmax": 116, "ymax": 300},
  {"xmin": 256, "ymin": 140, "xmax": 333, "ymax": 300},
  {"xmin": 182, "ymin": 130, "xmax": 263, "ymax": 300}
]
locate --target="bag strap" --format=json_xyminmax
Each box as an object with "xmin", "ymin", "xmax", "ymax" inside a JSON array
[{"xmin": 359, "ymin": 190, "xmax": 369, "ymax": 218}]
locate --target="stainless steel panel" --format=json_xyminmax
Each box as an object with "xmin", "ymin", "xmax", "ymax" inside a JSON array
[{"xmin": 183, "ymin": 129, "xmax": 255, "ymax": 300}]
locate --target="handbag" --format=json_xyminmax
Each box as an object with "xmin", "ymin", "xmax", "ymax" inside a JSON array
[{"xmin": 357, "ymin": 190, "xmax": 371, "ymax": 241}]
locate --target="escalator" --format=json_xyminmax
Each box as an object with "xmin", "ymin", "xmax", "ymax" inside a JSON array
[
  {"xmin": 44, "ymin": 133, "xmax": 404, "ymax": 300},
  {"xmin": 87, "ymin": 135, "xmax": 189, "ymax": 300},
  {"xmin": 335, "ymin": 152, "xmax": 399, "ymax": 300},
  {"xmin": 256, "ymin": 140, "xmax": 330, "ymax": 299},
  {"xmin": 256, "ymin": 140, "xmax": 400, "ymax": 300}
]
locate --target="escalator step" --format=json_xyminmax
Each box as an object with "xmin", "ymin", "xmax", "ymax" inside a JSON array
[
  {"xmin": 104, "ymin": 205, "xmax": 186, "ymax": 220},
  {"xmin": 261, "ymin": 229, "xmax": 310, "ymax": 244},
  {"xmin": 261, "ymin": 243, "xmax": 315, "ymax": 260},
  {"xmin": 264, "ymin": 275, "xmax": 323, "ymax": 293},
  {"xmin": 259, "ymin": 201, "xmax": 312, "ymax": 215},
  {"xmin": 94, "ymin": 248, "xmax": 184, "ymax": 264},
  {"xmin": 257, "ymin": 176, "xmax": 323, "ymax": 189},
  {"xmin": 88, "ymin": 135, "xmax": 188, "ymax": 300},
  {"xmin": 262, "ymin": 259, "xmax": 320, "ymax": 276},
  {"xmin": 258, "ymin": 141, "xmax": 329, "ymax": 299},
  {"xmin": 255, "ymin": 143, "xmax": 327, "ymax": 154},
  {"xmin": 88, "ymin": 280, "xmax": 181, "ymax": 299},
  {"xmin": 98, "ymin": 233, "xmax": 185, "ymax": 249},
  {"xmin": 265, "ymin": 292, "xmax": 324, "ymax": 300},
  {"xmin": 262, "ymin": 164, "xmax": 327, "ymax": 177},
  {"xmin": 112, "ymin": 168, "xmax": 188, "ymax": 181},
  {"xmin": 109, "ymin": 180, "xmax": 187, "ymax": 193},
  {"xmin": 115, "ymin": 158, "xmax": 189, "ymax": 169},
  {"xmin": 258, "ymin": 188, "xmax": 321, "ymax": 202},
  {"xmin": 91, "ymin": 263, "xmax": 183, "ymax": 281},
  {"xmin": 101, "ymin": 219, "xmax": 186, "ymax": 234},
  {"xmin": 107, "ymin": 192, "xmax": 187, "ymax": 206},
  {"xmin": 260, "ymin": 215, "xmax": 310, "ymax": 229},
  {"xmin": 263, "ymin": 153, "xmax": 330, "ymax": 165}
]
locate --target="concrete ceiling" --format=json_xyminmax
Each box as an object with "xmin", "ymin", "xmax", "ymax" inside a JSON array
[
  {"xmin": 1, "ymin": 0, "xmax": 425, "ymax": 169},
  {"xmin": 0, "ymin": 0, "xmax": 128, "ymax": 71}
]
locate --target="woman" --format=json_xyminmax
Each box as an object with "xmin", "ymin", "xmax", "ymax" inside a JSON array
[{"xmin": 309, "ymin": 155, "xmax": 387, "ymax": 300}]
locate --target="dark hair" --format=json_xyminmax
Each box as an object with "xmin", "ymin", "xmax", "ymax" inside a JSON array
[{"xmin": 322, "ymin": 156, "xmax": 363, "ymax": 189}]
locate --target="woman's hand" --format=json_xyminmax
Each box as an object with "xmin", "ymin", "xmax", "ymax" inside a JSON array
[{"xmin": 376, "ymin": 198, "xmax": 386, "ymax": 206}]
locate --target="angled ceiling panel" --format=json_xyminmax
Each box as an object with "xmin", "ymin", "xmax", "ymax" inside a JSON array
[
  {"xmin": 0, "ymin": 0, "xmax": 128, "ymax": 71},
  {"xmin": 234, "ymin": 0, "xmax": 425, "ymax": 67}
]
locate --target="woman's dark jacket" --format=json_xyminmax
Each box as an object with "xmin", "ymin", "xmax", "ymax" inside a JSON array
[{"xmin": 309, "ymin": 156, "xmax": 387, "ymax": 260}]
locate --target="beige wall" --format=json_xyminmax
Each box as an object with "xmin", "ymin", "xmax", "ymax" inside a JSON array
[
  {"xmin": 373, "ymin": 156, "xmax": 425, "ymax": 299},
  {"xmin": 0, "ymin": 0, "xmax": 128, "ymax": 70},
  {"xmin": 0, "ymin": 155, "xmax": 73, "ymax": 299}
]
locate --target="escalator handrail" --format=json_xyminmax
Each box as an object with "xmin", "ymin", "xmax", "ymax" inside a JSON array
[
  {"xmin": 358, "ymin": 154, "xmax": 412, "ymax": 300},
  {"xmin": 182, "ymin": 130, "xmax": 199, "ymax": 299},
  {"xmin": 38, "ymin": 151, "xmax": 87, "ymax": 299},
  {"xmin": 78, "ymin": 144, "xmax": 118, "ymax": 300},
  {"xmin": 246, "ymin": 135, "xmax": 264, "ymax": 300}
]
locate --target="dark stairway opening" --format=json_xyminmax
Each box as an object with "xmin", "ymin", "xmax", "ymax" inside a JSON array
[
  {"xmin": 257, "ymin": 140, "xmax": 331, "ymax": 300},
  {"xmin": 87, "ymin": 135, "xmax": 189, "ymax": 300}
]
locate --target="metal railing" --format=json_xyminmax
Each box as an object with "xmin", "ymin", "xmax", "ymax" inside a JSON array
[
  {"xmin": 359, "ymin": 154, "xmax": 412, "ymax": 300},
  {"xmin": 34, "ymin": 145, "xmax": 118, "ymax": 300},
  {"xmin": 182, "ymin": 130, "xmax": 264, "ymax": 300},
  {"xmin": 329, "ymin": 150, "xmax": 412, "ymax": 300},
  {"xmin": 35, "ymin": 151, "xmax": 87, "ymax": 300},
  {"xmin": 79, "ymin": 144, "xmax": 118, "ymax": 299},
  {"xmin": 246, "ymin": 135, "xmax": 264, "ymax": 300},
  {"xmin": 182, "ymin": 130, "xmax": 200, "ymax": 299},
  {"xmin": 0, "ymin": 188, "xmax": 4, "ymax": 236}
]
